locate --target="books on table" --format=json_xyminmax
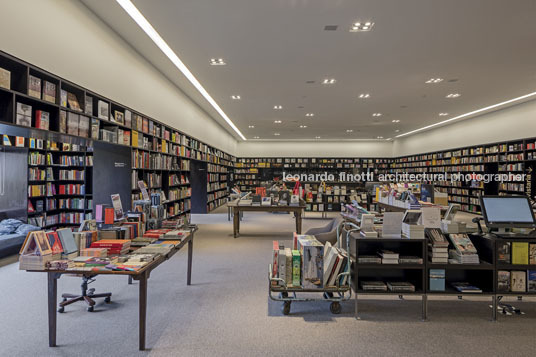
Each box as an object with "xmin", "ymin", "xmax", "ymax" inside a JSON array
[{"xmin": 451, "ymin": 282, "xmax": 482, "ymax": 293}]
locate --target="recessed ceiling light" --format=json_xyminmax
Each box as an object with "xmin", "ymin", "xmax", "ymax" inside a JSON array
[
  {"xmin": 274, "ymin": 120, "xmax": 282, "ymax": 124},
  {"xmin": 231, "ymin": 95, "xmax": 241, "ymax": 100},
  {"xmin": 346, "ymin": 129, "xmax": 353, "ymax": 133},
  {"xmin": 446, "ymin": 93, "xmax": 461, "ymax": 98},
  {"xmin": 358, "ymin": 93, "xmax": 370, "ymax": 99},
  {"xmin": 210, "ymin": 58, "xmax": 226, "ymax": 66},
  {"xmin": 273, "ymin": 105, "xmax": 283, "ymax": 109},
  {"xmin": 392, "ymin": 119, "xmax": 400, "ymax": 123},
  {"xmin": 248, "ymin": 125, "xmax": 255, "ymax": 128},
  {"xmin": 377, "ymin": 136, "xmax": 384, "ymax": 139},
  {"xmin": 425, "ymin": 78, "xmax": 443, "ymax": 84},
  {"xmin": 115, "ymin": 0, "xmax": 246, "ymax": 140},
  {"xmin": 350, "ymin": 21, "xmax": 375, "ymax": 32},
  {"xmin": 315, "ymin": 136, "xmax": 321, "ymax": 139},
  {"xmin": 274, "ymin": 133, "xmax": 280, "ymax": 136},
  {"xmin": 305, "ymin": 113, "xmax": 314, "ymax": 117},
  {"xmin": 324, "ymin": 25, "xmax": 338, "ymax": 31},
  {"xmin": 439, "ymin": 112, "xmax": 449, "ymax": 116},
  {"xmin": 395, "ymin": 129, "xmax": 400, "ymax": 133},
  {"xmin": 299, "ymin": 125, "xmax": 307, "ymax": 128},
  {"xmin": 372, "ymin": 113, "xmax": 382, "ymax": 117},
  {"xmin": 322, "ymin": 78, "xmax": 336, "ymax": 84},
  {"xmin": 386, "ymin": 138, "xmax": 392, "ymax": 141},
  {"xmin": 253, "ymin": 136, "xmax": 260, "ymax": 139}
]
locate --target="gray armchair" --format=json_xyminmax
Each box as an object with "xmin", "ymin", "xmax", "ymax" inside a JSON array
[{"xmin": 305, "ymin": 217, "xmax": 343, "ymax": 246}]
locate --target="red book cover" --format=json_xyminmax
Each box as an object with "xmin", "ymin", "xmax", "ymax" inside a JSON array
[
  {"xmin": 104, "ymin": 208, "xmax": 114, "ymax": 224},
  {"xmin": 46, "ymin": 232, "xmax": 64, "ymax": 254}
]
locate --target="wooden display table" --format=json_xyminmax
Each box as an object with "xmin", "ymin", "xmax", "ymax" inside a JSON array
[
  {"xmin": 227, "ymin": 199, "xmax": 305, "ymax": 237},
  {"xmin": 26, "ymin": 231, "xmax": 195, "ymax": 351}
]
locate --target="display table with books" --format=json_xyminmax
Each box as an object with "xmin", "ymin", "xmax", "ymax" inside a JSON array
[
  {"xmin": 228, "ymin": 198, "xmax": 306, "ymax": 238},
  {"xmin": 21, "ymin": 229, "xmax": 195, "ymax": 351}
]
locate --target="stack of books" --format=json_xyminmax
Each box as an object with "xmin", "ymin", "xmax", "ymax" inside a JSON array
[
  {"xmin": 131, "ymin": 237, "xmax": 157, "ymax": 247},
  {"xmin": 399, "ymin": 256, "xmax": 423, "ymax": 264},
  {"xmin": 361, "ymin": 281, "xmax": 387, "ymax": 291},
  {"xmin": 80, "ymin": 248, "xmax": 108, "ymax": 257},
  {"xmin": 387, "ymin": 281, "xmax": 415, "ymax": 292},
  {"xmin": 448, "ymin": 234, "xmax": 479, "ymax": 264},
  {"xmin": 378, "ymin": 250, "xmax": 399, "ymax": 264},
  {"xmin": 357, "ymin": 255, "xmax": 382, "ymax": 264},
  {"xmin": 90, "ymin": 239, "xmax": 131, "ymax": 255},
  {"xmin": 451, "ymin": 282, "xmax": 482, "ymax": 293},
  {"xmin": 426, "ymin": 228, "xmax": 449, "ymax": 264}
]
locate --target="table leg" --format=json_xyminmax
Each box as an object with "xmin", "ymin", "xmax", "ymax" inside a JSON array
[
  {"xmin": 296, "ymin": 211, "xmax": 302, "ymax": 234},
  {"xmin": 128, "ymin": 276, "xmax": 133, "ymax": 285},
  {"xmin": 492, "ymin": 295, "xmax": 497, "ymax": 322},
  {"xmin": 422, "ymin": 294, "xmax": 428, "ymax": 321},
  {"xmin": 187, "ymin": 237, "xmax": 193, "ymax": 285},
  {"xmin": 233, "ymin": 208, "xmax": 239, "ymax": 238},
  {"xmin": 354, "ymin": 290, "xmax": 360, "ymax": 320},
  {"xmin": 139, "ymin": 272, "xmax": 148, "ymax": 351},
  {"xmin": 47, "ymin": 272, "xmax": 58, "ymax": 347}
]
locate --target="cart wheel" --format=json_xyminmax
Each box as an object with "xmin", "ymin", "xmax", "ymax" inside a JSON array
[
  {"xmin": 58, "ymin": 306, "xmax": 65, "ymax": 313},
  {"xmin": 62, "ymin": 298, "xmax": 67, "ymax": 302},
  {"xmin": 330, "ymin": 301, "xmax": 341, "ymax": 314},
  {"xmin": 323, "ymin": 292, "xmax": 334, "ymax": 299},
  {"xmin": 87, "ymin": 306, "xmax": 94, "ymax": 312},
  {"xmin": 105, "ymin": 296, "xmax": 111, "ymax": 303},
  {"xmin": 282, "ymin": 302, "xmax": 291, "ymax": 315}
]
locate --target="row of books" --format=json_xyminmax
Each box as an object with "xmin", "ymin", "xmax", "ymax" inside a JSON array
[
  {"xmin": 207, "ymin": 163, "xmax": 228, "ymax": 173},
  {"xmin": 498, "ymin": 270, "xmax": 536, "ymax": 292},
  {"xmin": 207, "ymin": 182, "xmax": 227, "ymax": 192},
  {"xmin": 361, "ymin": 281, "xmax": 416, "ymax": 292},
  {"xmin": 207, "ymin": 189, "xmax": 227, "ymax": 202},
  {"xmin": 169, "ymin": 174, "xmax": 189, "ymax": 186},
  {"xmin": 58, "ymin": 170, "xmax": 84, "ymax": 180},
  {"xmin": 167, "ymin": 199, "xmax": 191, "ymax": 217},
  {"xmin": 357, "ymin": 251, "xmax": 423, "ymax": 265},
  {"xmin": 497, "ymin": 241, "xmax": 536, "ymax": 265},
  {"xmin": 57, "ymin": 198, "xmax": 91, "ymax": 210}
]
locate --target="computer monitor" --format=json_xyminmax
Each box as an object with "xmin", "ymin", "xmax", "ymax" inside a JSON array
[{"xmin": 480, "ymin": 195, "xmax": 536, "ymax": 229}]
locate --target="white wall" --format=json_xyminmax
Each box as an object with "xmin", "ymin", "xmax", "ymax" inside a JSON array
[
  {"xmin": 0, "ymin": 0, "xmax": 237, "ymax": 154},
  {"xmin": 237, "ymin": 141, "xmax": 394, "ymax": 158},
  {"xmin": 393, "ymin": 99, "xmax": 536, "ymax": 156}
]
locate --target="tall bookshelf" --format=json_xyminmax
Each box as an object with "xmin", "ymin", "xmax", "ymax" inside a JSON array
[{"xmin": 0, "ymin": 49, "xmax": 234, "ymax": 222}]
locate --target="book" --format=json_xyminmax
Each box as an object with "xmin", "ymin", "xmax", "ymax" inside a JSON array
[
  {"xmin": 448, "ymin": 234, "xmax": 477, "ymax": 255},
  {"xmin": 528, "ymin": 270, "xmax": 536, "ymax": 292},
  {"xmin": 125, "ymin": 110, "xmax": 131, "ymax": 127},
  {"xmin": 361, "ymin": 281, "xmax": 387, "ymax": 291},
  {"xmin": 67, "ymin": 112, "xmax": 79, "ymax": 136},
  {"xmin": 16, "ymin": 102, "xmax": 32, "ymax": 127},
  {"xmin": 512, "ymin": 242, "xmax": 529, "ymax": 265},
  {"xmin": 57, "ymin": 228, "xmax": 78, "ymax": 255},
  {"xmin": 278, "ymin": 248, "xmax": 287, "ymax": 286},
  {"xmin": 497, "ymin": 242, "xmax": 511, "ymax": 264},
  {"xmin": 91, "ymin": 118, "xmax": 99, "ymax": 140},
  {"xmin": 35, "ymin": 110, "xmax": 50, "ymax": 130},
  {"xmin": 511, "ymin": 271, "xmax": 526, "ymax": 292},
  {"xmin": 43, "ymin": 81, "xmax": 56, "ymax": 103},
  {"xmin": 98, "ymin": 100, "xmax": 109, "ymax": 120},
  {"xmin": 15, "ymin": 137, "xmax": 24, "ymax": 147},
  {"xmin": 78, "ymin": 115, "xmax": 90, "ymax": 138},
  {"xmin": 59, "ymin": 110, "xmax": 67, "ymax": 133},
  {"xmin": 113, "ymin": 110, "xmax": 124, "ymax": 124},
  {"xmin": 497, "ymin": 270, "xmax": 510, "ymax": 292},
  {"xmin": 292, "ymin": 250, "xmax": 300, "ymax": 287},
  {"xmin": 60, "ymin": 89, "xmax": 67, "ymax": 107},
  {"xmin": 46, "ymin": 231, "xmax": 64, "ymax": 255},
  {"xmin": 3, "ymin": 135, "xmax": 11, "ymax": 146},
  {"xmin": 0, "ymin": 67, "xmax": 10, "ymax": 89},
  {"xmin": 429, "ymin": 269, "xmax": 445, "ymax": 291},
  {"xmin": 451, "ymin": 282, "xmax": 482, "ymax": 293},
  {"xmin": 67, "ymin": 92, "xmax": 81, "ymax": 111},
  {"xmin": 297, "ymin": 235, "xmax": 323, "ymax": 288},
  {"xmin": 387, "ymin": 281, "xmax": 415, "ymax": 292},
  {"xmin": 28, "ymin": 75, "xmax": 41, "ymax": 98},
  {"xmin": 85, "ymin": 96, "xmax": 93, "ymax": 115},
  {"xmin": 271, "ymin": 241, "xmax": 279, "ymax": 283},
  {"xmin": 530, "ymin": 243, "xmax": 536, "ymax": 265}
]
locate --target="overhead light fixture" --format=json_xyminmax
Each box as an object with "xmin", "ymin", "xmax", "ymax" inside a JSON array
[
  {"xmin": 299, "ymin": 125, "xmax": 307, "ymax": 128},
  {"xmin": 386, "ymin": 138, "xmax": 392, "ymax": 141},
  {"xmin": 274, "ymin": 120, "xmax": 282, "ymax": 124},
  {"xmin": 358, "ymin": 93, "xmax": 370, "ymax": 99},
  {"xmin": 115, "ymin": 0, "xmax": 246, "ymax": 140},
  {"xmin": 392, "ymin": 119, "xmax": 400, "ymax": 123},
  {"xmin": 372, "ymin": 113, "xmax": 382, "ymax": 117},
  {"xmin": 350, "ymin": 21, "xmax": 374, "ymax": 32},
  {"xmin": 253, "ymin": 136, "xmax": 260, "ymax": 139},
  {"xmin": 315, "ymin": 136, "xmax": 321, "ymax": 139},
  {"xmin": 395, "ymin": 129, "xmax": 400, "ymax": 133},
  {"xmin": 322, "ymin": 78, "xmax": 336, "ymax": 84},
  {"xmin": 274, "ymin": 133, "xmax": 280, "ymax": 136},
  {"xmin": 425, "ymin": 78, "xmax": 443, "ymax": 84},
  {"xmin": 439, "ymin": 112, "xmax": 449, "ymax": 116},
  {"xmin": 305, "ymin": 113, "xmax": 314, "ymax": 117},
  {"xmin": 273, "ymin": 105, "xmax": 283, "ymax": 110},
  {"xmin": 248, "ymin": 125, "xmax": 255, "ymax": 128},
  {"xmin": 209, "ymin": 58, "xmax": 226, "ymax": 66},
  {"xmin": 396, "ymin": 91, "xmax": 536, "ymax": 138},
  {"xmin": 231, "ymin": 95, "xmax": 241, "ymax": 100},
  {"xmin": 377, "ymin": 136, "xmax": 384, "ymax": 139},
  {"xmin": 446, "ymin": 93, "xmax": 460, "ymax": 98},
  {"xmin": 346, "ymin": 129, "xmax": 353, "ymax": 133}
]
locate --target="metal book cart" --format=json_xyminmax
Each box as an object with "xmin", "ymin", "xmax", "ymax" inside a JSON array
[{"xmin": 268, "ymin": 224, "xmax": 352, "ymax": 315}]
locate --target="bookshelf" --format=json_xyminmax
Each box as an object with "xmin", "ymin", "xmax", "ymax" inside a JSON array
[
  {"xmin": 27, "ymin": 139, "xmax": 93, "ymax": 228},
  {"xmin": 0, "ymin": 49, "xmax": 235, "ymax": 222}
]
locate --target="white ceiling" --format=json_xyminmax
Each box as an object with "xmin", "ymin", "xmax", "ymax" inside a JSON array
[{"xmin": 83, "ymin": 0, "xmax": 536, "ymax": 141}]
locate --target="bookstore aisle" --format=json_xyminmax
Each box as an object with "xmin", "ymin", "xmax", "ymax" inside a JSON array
[{"xmin": 0, "ymin": 209, "xmax": 534, "ymax": 357}]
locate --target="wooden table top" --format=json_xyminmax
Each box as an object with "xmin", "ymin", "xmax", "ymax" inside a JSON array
[{"xmin": 227, "ymin": 199, "xmax": 306, "ymax": 209}]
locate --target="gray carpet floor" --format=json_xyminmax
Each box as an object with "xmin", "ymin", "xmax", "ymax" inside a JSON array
[{"xmin": 0, "ymin": 208, "xmax": 535, "ymax": 356}]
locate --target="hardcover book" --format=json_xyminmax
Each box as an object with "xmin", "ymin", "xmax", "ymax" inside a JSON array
[
  {"xmin": 28, "ymin": 75, "xmax": 41, "ymax": 99},
  {"xmin": 497, "ymin": 270, "xmax": 511, "ymax": 292},
  {"xmin": 59, "ymin": 110, "xmax": 67, "ymax": 133},
  {"xmin": 511, "ymin": 271, "xmax": 526, "ymax": 292},
  {"xmin": 16, "ymin": 113, "xmax": 31, "ymax": 127},
  {"xmin": 98, "ymin": 100, "xmax": 109, "ymax": 120},
  {"xmin": 292, "ymin": 250, "xmax": 301, "ymax": 287},
  {"xmin": 125, "ymin": 110, "xmax": 132, "ymax": 127},
  {"xmin": 85, "ymin": 95, "xmax": 93, "ymax": 115},
  {"xmin": 0, "ymin": 67, "xmax": 10, "ymax": 89},
  {"xmin": 67, "ymin": 112, "xmax": 79, "ymax": 136},
  {"xmin": 91, "ymin": 119, "xmax": 99, "ymax": 140},
  {"xmin": 530, "ymin": 243, "xmax": 536, "ymax": 265},
  {"xmin": 67, "ymin": 92, "xmax": 81, "ymax": 111},
  {"xmin": 529, "ymin": 270, "xmax": 536, "ymax": 292},
  {"xmin": 512, "ymin": 242, "xmax": 529, "ymax": 265},
  {"xmin": 78, "ymin": 115, "xmax": 90, "ymax": 138},
  {"xmin": 497, "ymin": 242, "xmax": 511, "ymax": 264},
  {"xmin": 43, "ymin": 81, "xmax": 56, "ymax": 103},
  {"xmin": 35, "ymin": 110, "xmax": 50, "ymax": 130},
  {"xmin": 60, "ymin": 89, "xmax": 67, "ymax": 107}
]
